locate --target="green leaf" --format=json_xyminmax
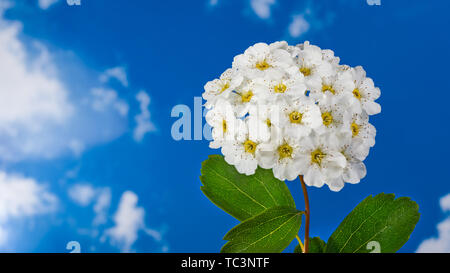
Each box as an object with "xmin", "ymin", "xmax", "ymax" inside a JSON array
[
  {"xmin": 309, "ymin": 237, "xmax": 327, "ymax": 253},
  {"xmin": 221, "ymin": 206, "xmax": 303, "ymax": 253},
  {"xmin": 294, "ymin": 237, "xmax": 326, "ymax": 253},
  {"xmin": 294, "ymin": 244, "xmax": 302, "ymax": 253},
  {"xmin": 326, "ymin": 193, "xmax": 420, "ymax": 253},
  {"xmin": 200, "ymin": 155, "xmax": 295, "ymax": 221}
]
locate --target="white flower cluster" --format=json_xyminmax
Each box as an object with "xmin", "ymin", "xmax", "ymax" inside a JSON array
[{"xmin": 202, "ymin": 41, "xmax": 380, "ymax": 191}]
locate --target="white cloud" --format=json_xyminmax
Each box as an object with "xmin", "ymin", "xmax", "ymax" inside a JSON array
[
  {"xmin": 417, "ymin": 218, "xmax": 450, "ymax": 253},
  {"xmin": 0, "ymin": 171, "xmax": 58, "ymax": 246},
  {"xmin": 68, "ymin": 183, "xmax": 111, "ymax": 226},
  {"xmin": 0, "ymin": 6, "xmax": 130, "ymax": 161},
  {"xmin": 103, "ymin": 191, "xmax": 161, "ymax": 252},
  {"xmin": 90, "ymin": 88, "xmax": 129, "ymax": 117},
  {"xmin": 133, "ymin": 91, "xmax": 155, "ymax": 142},
  {"xmin": 208, "ymin": 0, "xmax": 219, "ymax": 7},
  {"xmin": 93, "ymin": 188, "xmax": 111, "ymax": 226},
  {"xmin": 440, "ymin": 194, "xmax": 450, "ymax": 212},
  {"xmin": 68, "ymin": 139, "xmax": 85, "ymax": 157},
  {"xmin": 288, "ymin": 14, "xmax": 310, "ymax": 38},
  {"xmin": 0, "ymin": 19, "xmax": 74, "ymax": 160},
  {"xmin": 250, "ymin": 0, "xmax": 276, "ymax": 19},
  {"xmin": 416, "ymin": 193, "xmax": 450, "ymax": 253},
  {"xmin": 285, "ymin": 1, "xmax": 335, "ymax": 40},
  {"xmin": 38, "ymin": 0, "xmax": 59, "ymax": 10},
  {"xmin": 99, "ymin": 67, "xmax": 129, "ymax": 88},
  {"xmin": 68, "ymin": 184, "xmax": 96, "ymax": 206}
]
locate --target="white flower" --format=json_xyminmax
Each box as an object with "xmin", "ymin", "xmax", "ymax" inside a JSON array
[
  {"xmin": 222, "ymin": 120, "xmax": 263, "ymax": 175},
  {"xmin": 202, "ymin": 41, "xmax": 381, "ymax": 192},
  {"xmin": 291, "ymin": 41, "xmax": 338, "ymax": 94},
  {"xmin": 229, "ymin": 79, "xmax": 268, "ymax": 117},
  {"xmin": 205, "ymin": 99, "xmax": 239, "ymax": 149},
  {"xmin": 276, "ymin": 98, "xmax": 322, "ymax": 139},
  {"xmin": 295, "ymin": 133, "xmax": 347, "ymax": 189},
  {"xmin": 233, "ymin": 42, "xmax": 293, "ymax": 78},
  {"xmin": 246, "ymin": 104, "xmax": 276, "ymax": 143},
  {"xmin": 327, "ymin": 137, "xmax": 369, "ymax": 191},
  {"xmin": 314, "ymin": 95, "xmax": 350, "ymax": 136},
  {"xmin": 346, "ymin": 111, "xmax": 376, "ymax": 151},
  {"xmin": 257, "ymin": 131, "xmax": 304, "ymax": 181},
  {"xmin": 348, "ymin": 66, "xmax": 381, "ymax": 115},
  {"xmin": 261, "ymin": 69, "xmax": 307, "ymax": 102},
  {"xmin": 203, "ymin": 68, "xmax": 243, "ymax": 109},
  {"xmin": 310, "ymin": 67, "xmax": 353, "ymax": 101}
]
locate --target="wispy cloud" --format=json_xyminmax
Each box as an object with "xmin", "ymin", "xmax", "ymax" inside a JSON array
[
  {"xmin": 0, "ymin": 6, "xmax": 130, "ymax": 161},
  {"xmin": 103, "ymin": 191, "xmax": 162, "ymax": 252},
  {"xmin": 90, "ymin": 87, "xmax": 129, "ymax": 117},
  {"xmin": 286, "ymin": 1, "xmax": 335, "ymax": 40},
  {"xmin": 208, "ymin": 0, "xmax": 219, "ymax": 7},
  {"xmin": 68, "ymin": 183, "xmax": 97, "ymax": 207},
  {"xmin": 440, "ymin": 194, "xmax": 450, "ymax": 212},
  {"xmin": 99, "ymin": 66, "xmax": 129, "ymax": 88},
  {"xmin": 416, "ymin": 193, "xmax": 450, "ymax": 253},
  {"xmin": 38, "ymin": 0, "xmax": 59, "ymax": 10},
  {"xmin": 133, "ymin": 90, "xmax": 155, "ymax": 142},
  {"xmin": 288, "ymin": 13, "xmax": 310, "ymax": 38},
  {"xmin": 207, "ymin": 0, "xmax": 276, "ymax": 20},
  {"xmin": 68, "ymin": 183, "xmax": 111, "ymax": 226},
  {"xmin": 250, "ymin": 0, "xmax": 276, "ymax": 20},
  {"xmin": 0, "ymin": 171, "xmax": 58, "ymax": 247}
]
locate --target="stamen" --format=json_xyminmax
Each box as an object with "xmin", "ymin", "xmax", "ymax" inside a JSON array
[
  {"xmin": 222, "ymin": 120, "xmax": 227, "ymax": 133},
  {"xmin": 322, "ymin": 112, "xmax": 333, "ymax": 127},
  {"xmin": 300, "ymin": 67, "xmax": 311, "ymax": 76},
  {"xmin": 289, "ymin": 111, "xmax": 303, "ymax": 124},
  {"xmin": 274, "ymin": 83, "xmax": 287, "ymax": 93},
  {"xmin": 311, "ymin": 149, "xmax": 326, "ymax": 166},
  {"xmin": 352, "ymin": 88, "xmax": 362, "ymax": 100},
  {"xmin": 220, "ymin": 82, "xmax": 230, "ymax": 93},
  {"xmin": 243, "ymin": 140, "xmax": 257, "ymax": 154},
  {"xmin": 322, "ymin": 84, "xmax": 335, "ymax": 95},
  {"xmin": 351, "ymin": 122, "xmax": 359, "ymax": 137},
  {"xmin": 241, "ymin": 91, "xmax": 253, "ymax": 103},
  {"xmin": 256, "ymin": 60, "xmax": 270, "ymax": 71},
  {"xmin": 278, "ymin": 143, "xmax": 293, "ymax": 159}
]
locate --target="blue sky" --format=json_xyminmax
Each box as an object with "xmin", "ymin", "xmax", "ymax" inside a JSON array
[{"xmin": 0, "ymin": 0, "xmax": 449, "ymax": 253}]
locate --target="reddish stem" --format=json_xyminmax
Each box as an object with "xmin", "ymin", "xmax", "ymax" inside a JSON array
[{"xmin": 299, "ymin": 175, "xmax": 310, "ymax": 253}]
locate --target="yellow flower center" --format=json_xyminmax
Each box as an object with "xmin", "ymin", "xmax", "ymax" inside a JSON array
[
  {"xmin": 278, "ymin": 143, "xmax": 293, "ymax": 159},
  {"xmin": 266, "ymin": 119, "xmax": 272, "ymax": 128},
  {"xmin": 220, "ymin": 82, "xmax": 230, "ymax": 93},
  {"xmin": 289, "ymin": 111, "xmax": 303, "ymax": 124},
  {"xmin": 299, "ymin": 66, "xmax": 311, "ymax": 76},
  {"xmin": 241, "ymin": 91, "xmax": 253, "ymax": 103},
  {"xmin": 322, "ymin": 84, "xmax": 335, "ymax": 95},
  {"xmin": 311, "ymin": 149, "xmax": 326, "ymax": 166},
  {"xmin": 274, "ymin": 83, "xmax": 287, "ymax": 93},
  {"xmin": 222, "ymin": 119, "xmax": 227, "ymax": 133},
  {"xmin": 351, "ymin": 122, "xmax": 359, "ymax": 137},
  {"xmin": 353, "ymin": 88, "xmax": 362, "ymax": 100},
  {"xmin": 255, "ymin": 60, "xmax": 270, "ymax": 71},
  {"xmin": 243, "ymin": 140, "xmax": 257, "ymax": 154},
  {"xmin": 322, "ymin": 112, "xmax": 333, "ymax": 127}
]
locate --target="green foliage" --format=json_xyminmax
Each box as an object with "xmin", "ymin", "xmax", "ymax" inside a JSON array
[
  {"xmin": 294, "ymin": 237, "xmax": 326, "ymax": 253},
  {"xmin": 200, "ymin": 156, "xmax": 420, "ymax": 254},
  {"xmin": 326, "ymin": 193, "xmax": 420, "ymax": 253},
  {"xmin": 200, "ymin": 155, "xmax": 295, "ymax": 221},
  {"xmin": 221, "ymin": 206, "xmax": 303, "ymax": 253}
]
